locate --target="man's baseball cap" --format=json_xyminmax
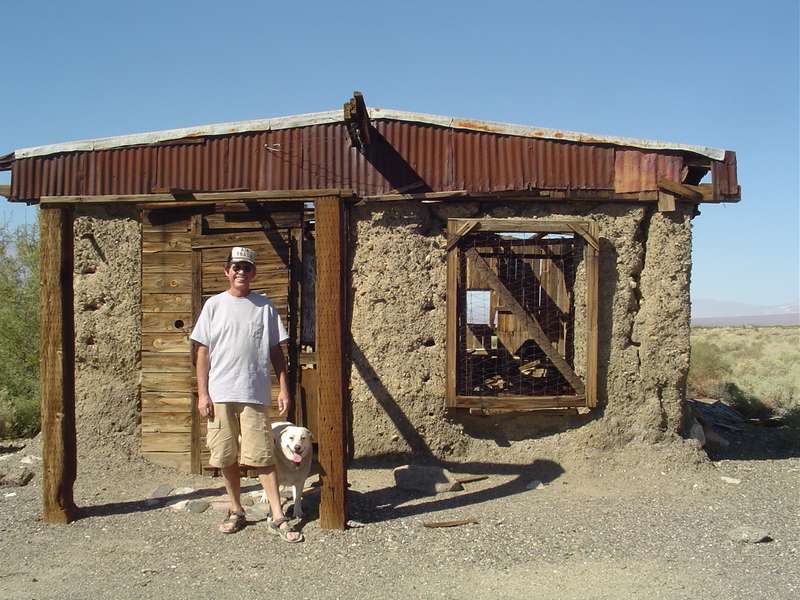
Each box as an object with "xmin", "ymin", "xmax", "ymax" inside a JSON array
[{"xmin": 229, "ymin": 246, "xmax": 256, "ymax": 265}]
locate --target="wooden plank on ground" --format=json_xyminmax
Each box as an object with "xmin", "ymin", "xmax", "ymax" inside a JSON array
[
  {"xmin": 39, "ymin": 206, "xmax": 78, "ymax": 523},
  {"xmin": 314, "ymin": 195, "xmax": 348, "ymax": 530}
]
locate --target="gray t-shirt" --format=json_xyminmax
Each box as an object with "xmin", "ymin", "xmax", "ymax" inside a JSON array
[{"xmin": 190, "ymin": 291, "xmax": 288, "ymax": 405}]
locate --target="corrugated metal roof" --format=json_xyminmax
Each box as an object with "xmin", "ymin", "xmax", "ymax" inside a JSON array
[
  {"xmin": 5, "ymin": 110, "xmax": 739, "ymax": 203},
  {"xmin": 8, "ymin": 107, "xmax": 727, "ymax": 161}
]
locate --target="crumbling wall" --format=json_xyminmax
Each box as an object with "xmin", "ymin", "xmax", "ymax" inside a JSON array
[
  {"xmin": 347, "ymin": 201, "xmax": 694, "ymax": 461},
  {"xmin": 73, "ymin": 207, "xmax": 141, "ymax": 461}
]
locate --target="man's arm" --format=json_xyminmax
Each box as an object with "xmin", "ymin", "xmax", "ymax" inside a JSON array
[
  {"xmin": 196, "ymin": 344, "xmax": 213, "ymax": 419},
  {"xmin": 270, "ymin": 344, "xmax": 290, "ymax": 417}
]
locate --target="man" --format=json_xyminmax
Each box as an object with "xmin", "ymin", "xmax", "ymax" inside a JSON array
[{"xmin": 191, "ymin": 246, "xmax": 303, "ymax": 542}]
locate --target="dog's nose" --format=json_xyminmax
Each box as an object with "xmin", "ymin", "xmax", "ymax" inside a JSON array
[{"xmin": 294, "ymin": 445, "xmax": 302, "ymax": 452}]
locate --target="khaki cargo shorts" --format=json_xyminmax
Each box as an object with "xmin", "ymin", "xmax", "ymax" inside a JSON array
[{"xmin": 206, "ymin": 402, "xmax": 274, "ymax": 469}]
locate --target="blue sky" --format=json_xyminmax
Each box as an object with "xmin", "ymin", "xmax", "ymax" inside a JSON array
[{"xmin": 1, "ymin": 0, "xmax": 797, "ymax": 307}]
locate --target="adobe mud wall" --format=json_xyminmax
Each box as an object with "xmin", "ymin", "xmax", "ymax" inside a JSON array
[
  {"xmin": 347, "ymin": 201, "xmax": 694, "ymax": 462},
  {"xmin": 72, "ymin": 206, "xmax": 141, "ymax": 461}
]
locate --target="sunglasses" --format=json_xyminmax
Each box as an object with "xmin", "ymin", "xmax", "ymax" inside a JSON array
[{"xmin": 230, "ymin": 262, "xmax": 253, "ymax": 273}]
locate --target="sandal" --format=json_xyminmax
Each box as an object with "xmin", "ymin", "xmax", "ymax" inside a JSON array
[
  {"xmin": 268, "ymin": 516, "xmax": 304, "ymax": 543},
  {"xmin": 219, "ymin": 510, "xmax": 246, "ymax": 534}
]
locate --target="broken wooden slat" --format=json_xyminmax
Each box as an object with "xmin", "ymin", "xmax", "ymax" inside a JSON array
[{"xmin": 423, "ymin": 518, "xmax": 479, "ymax": 528}]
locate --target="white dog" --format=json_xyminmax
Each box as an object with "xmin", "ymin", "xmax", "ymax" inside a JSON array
[{"xmin": 262, "ymin": 421, "xmax": 313, "ymax": 519}]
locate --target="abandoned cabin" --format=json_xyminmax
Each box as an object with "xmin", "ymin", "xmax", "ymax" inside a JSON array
[{"xmin": 0, "ymin": 92, "xmax": 739, "ymax": 526}]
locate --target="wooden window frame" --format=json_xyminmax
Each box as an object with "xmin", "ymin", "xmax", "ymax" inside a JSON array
[{"xmin": 446, "ymin": 219, "xmax": 599, "ymax": 411}]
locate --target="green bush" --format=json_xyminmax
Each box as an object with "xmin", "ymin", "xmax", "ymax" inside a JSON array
[
  {"xmin": 0, "ymin": 219, "xmax": 40, "ymax": 439},
  {"xmin": 688, "ymin": 339, "xmax": 731, "ymax": 397}
]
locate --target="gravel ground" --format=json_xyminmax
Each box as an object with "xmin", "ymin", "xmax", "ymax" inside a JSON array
[{"xmin": 1, "ymin": 428, "xmax": 798, "ymax": 600}]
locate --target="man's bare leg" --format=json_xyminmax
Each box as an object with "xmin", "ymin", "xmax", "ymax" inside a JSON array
[
  {"xmin": 257, "ymin": 466, "xmax": 302, "ymax": 542},
  {"xmin": 221, "ymin": 462, "xmax": 244, "ymax": 514}
]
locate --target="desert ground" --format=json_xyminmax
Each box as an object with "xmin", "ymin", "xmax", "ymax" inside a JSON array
[{"xmin": 1, "ymin": 421, "xmax": 798, "ymax": 600}]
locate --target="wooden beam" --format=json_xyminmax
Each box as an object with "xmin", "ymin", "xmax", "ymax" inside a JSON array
[
  {"xmin": 657, "ymin": 191, "xmax": 678, "ymax": 213},
  {"xmin": 314, "ymin": 195, "xmax": 348, "ymax": 530},
  {"xmin": 584, "ymin": 222, "xmax": 599, "ymax": 408},
  {"xmin": 452, "ymin": 395, "xmax": 585, "ymax": 410},
  {"xmin": 446, "ymin": 221, "xmax": 459, "ymax": 407},
  {"xmin": 657, "ymin": 179, "xmax": 702, "ymax": 202},
  {"xmin": 40, "ymin": 189, "xmax": 355, "ymax": 206},
  {"xmin": 465, "ymin": 248, "xmax": 586, "ymax": 396},
  {"xmin": 0, "ymin": 184, "xmax": 11, "ymax": 199},
  {"xmin": 445, "ymin": 219, "xmax": 479, "ymax": 252},
  {"xmin": 39, "ymin": 206, "xmax": 78, "ymax": 523},
  {"xmin": 344, "ymin": 91, "xmax": 371, "ymax": 151}
]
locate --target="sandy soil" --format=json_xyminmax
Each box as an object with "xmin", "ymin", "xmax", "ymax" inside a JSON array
[{"xmin": 1, "ymin": 427, "xmax": 798, "ymax": 600}]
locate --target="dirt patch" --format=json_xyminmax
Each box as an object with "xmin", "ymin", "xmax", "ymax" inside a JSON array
[{"xmin": 1, "ymin": 427, "xmax": 797, "ymax": 600}]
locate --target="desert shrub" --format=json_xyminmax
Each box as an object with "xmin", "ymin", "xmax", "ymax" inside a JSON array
[
  {"xmin": 0, "ymin": 219, "xmax": 40, "ymax": 438},
  {"xmin": 690, "ymin": 326, "xmax": 800, "ymax": 425},
  {"xmin": 688, "ymin": 339, "xmax": 731, "ymax": 397}
]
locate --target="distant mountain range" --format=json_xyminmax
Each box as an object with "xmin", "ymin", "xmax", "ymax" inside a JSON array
[{"xmin": 691, "ymin": 299, "xmax": 800, "ymax": 327}]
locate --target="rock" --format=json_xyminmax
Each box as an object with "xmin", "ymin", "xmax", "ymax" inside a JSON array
[
  {"xmin": 150, "ymin": 484, "xmax": 174, "ymax": 498},
  {"xmin": 689, "ymin": 420, "xmax": 706, "ymax": 446},
  {"xmin": 168, "ymin": 500, "xmax": 190, "ymax": 512},
  {"xmin": 525, "ymin": 480, "xmax": 545, "ymax": 490},
  {"xmin": 241, "ymin": 495, "xmax": 254, "ymax": 507},
  {"xmin": 145, "ymin": 483, "xmax": 174, "ymax": 506},
  {"xmin": 186, "ymin": 500, "xmax": 210, "ymax": 514},
  {"xmin": 720, "ymin": 476, "xmax": 741, "ymax": 485},
  {"xmin": 0, "ymin": 467, "xmax": 34, "ymax": 487},
  {"xmin": 393, "ymin": 465, "xmax": 464, "ymax": 495},
  {"xmin": 171, "ymin": 487, "xmax": 195, "ymax": 496},
  {"xmin": 728, "ymin": 526, "xmax": 772, "ymax": 544},
  {"xmin": 19, "ymin": 455, "xmax": 41, "ymax": 465}
]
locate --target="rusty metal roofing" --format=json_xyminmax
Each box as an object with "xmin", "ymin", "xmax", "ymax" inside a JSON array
[
  {"xmin": 3, "ymin": 109, "xmax": 739, "ymax": 203},
  {"xmin": 9, "ymin": 107, "xmax": 727, "ymax": 161}
]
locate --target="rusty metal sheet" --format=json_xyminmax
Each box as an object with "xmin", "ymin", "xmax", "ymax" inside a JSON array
[
  {"xmin": 614, "ymin": 149, "xmax": 683, "ymax": 194},
  {"xmin": 8, "ymin": 120, "xmax": 726, "ymax": 202}
]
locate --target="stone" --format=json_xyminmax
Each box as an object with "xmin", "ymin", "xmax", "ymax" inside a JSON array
[
  {"xmin": 393, "ymin": 465, "xmax": 464, "ymax": 495},
  {"xmin": 168, "ymin": 500, "xmax": 190, "ymax": 512},
  {"xmin": 150, "ymin": 484, "xmax": 174, "ymax": 498},
  {"xmin": 241, "ymin": 495, "xmax": 254, "ymax": 507},
  {"xmin": 0, "ymin": 467, "xmax": 34, "ymax": 487},
  {"xmin": 728, "ymin": 526, "xmax": 772, "ymax": 544},
  {"xmin": 186, "ymin": 500, "xmax": 210, "ymax": 514},
  {"xmin": 170, "ymin": 487, "xmax": 195, "ymax": 496},
  {"xmin": 19, "ymin": 455, "xmax": 41, "ymax": 465},
  {"xmin": 720, "ymin": 476, "xmax": 741, "ymax": 485},
  {"xmin": 525, "ymin": 480, "xmax": 545, "ymax": 490}
]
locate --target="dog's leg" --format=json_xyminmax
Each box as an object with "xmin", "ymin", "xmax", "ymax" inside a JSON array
[{"xmin": 292, "ymin": 484, "xmax": 303, "ymax": 519}]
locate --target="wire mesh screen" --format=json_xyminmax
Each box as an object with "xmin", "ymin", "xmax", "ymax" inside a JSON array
[{"xmin": 456, "ymin": 231, "xmax": 580, "ymax": 398}]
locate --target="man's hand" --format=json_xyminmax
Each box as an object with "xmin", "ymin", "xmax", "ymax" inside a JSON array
[
  {"xmin": 276, "ymin": 390, "xmax": 290, "ymax": 417},
  {"xmin": 198, "ymin": 393, "xmax": 214, "ymax": 420}
]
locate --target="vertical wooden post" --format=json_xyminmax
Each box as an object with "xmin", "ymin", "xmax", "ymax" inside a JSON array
[
  {"xmin": 314, "ymin": 195, "xmax": 348, "ymax": 530},
  {"xmin": 190, "ymin": 213, "xmax": 203, "ymax": 474},
  {"xmin": 445, "ymin": 220, "xmax": 458, "ymax": 406},
  {"xmin": 40, "ymin": 206, "xmax": 78, "ymax": 523},
  {"xmin": 584, "ymin": 222, "xmax": 599, "ymax": 408}
]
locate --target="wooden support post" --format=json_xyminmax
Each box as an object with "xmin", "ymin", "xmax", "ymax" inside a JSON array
[
  {"xmin": 314, "ymin": 195, "xmax": 348, "ymax": 530},
  {"xmin": 584, "ymin": 222, "xmax": 600, "ymax": 407},
  {"xmin": 39, "ymin": 206, "xmax": 78, "ymax": 523}
]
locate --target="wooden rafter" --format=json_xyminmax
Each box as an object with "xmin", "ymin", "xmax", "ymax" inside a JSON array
[{"xmin": 344, "ymin": 91, "xmax": 371, "ymax": 151}]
